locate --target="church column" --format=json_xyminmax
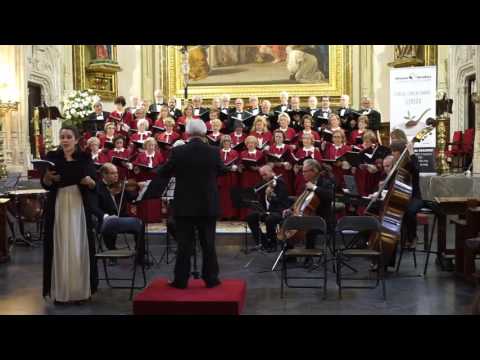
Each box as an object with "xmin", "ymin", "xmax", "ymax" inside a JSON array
[
  {"xmin": 141, "ymin": 45, "xmax": 154, "ymax": 102},
  {"xmin": 359, "ymin": 45, "xmax": 373, "ymax": 101}
]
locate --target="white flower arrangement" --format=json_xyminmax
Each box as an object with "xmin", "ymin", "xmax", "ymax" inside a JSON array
[{"xmin": 62, "ymin": 89, "xmax": 100, "ymax": 126}]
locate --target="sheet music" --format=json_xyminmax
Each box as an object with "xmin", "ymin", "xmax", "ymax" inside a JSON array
[{"xmin": 136, "ymin": 180, "xmax": 152, "ymax": 202}]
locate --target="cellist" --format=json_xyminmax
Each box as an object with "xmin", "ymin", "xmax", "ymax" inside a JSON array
[{"xmin": 283, "ymin": 159, "xmax": 335, "ymax": 260}]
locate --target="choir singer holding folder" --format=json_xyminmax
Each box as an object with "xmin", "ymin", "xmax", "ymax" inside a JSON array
[{"xmin": 142, "ymin": 119, "xmax": 228, "ymax": 289}]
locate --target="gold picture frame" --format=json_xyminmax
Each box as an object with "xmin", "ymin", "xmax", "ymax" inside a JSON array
[
  {"xmin": 162, "ymin": 45, "xmax": 352, "ymax": 105},
  {"xmin": 72, "ymin": 45, "xmax": 121, "ymax": 101}
]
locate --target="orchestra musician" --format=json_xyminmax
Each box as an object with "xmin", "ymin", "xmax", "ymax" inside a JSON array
[
  {"xmin": 246, "ymin": 165, "xmax": 290, "ymax": 252},
  {"xmin": 88, "ymin": 162, "xmax": 145, "ymax": 266}
]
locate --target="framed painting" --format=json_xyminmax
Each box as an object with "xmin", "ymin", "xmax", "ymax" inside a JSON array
[
  {"xmin": 72, "ymin": 45, "xmax": 121, "ymax": 101},
  {"xmin": 163, "ymin": 45, "xmax": 352, "ymax": 104}
]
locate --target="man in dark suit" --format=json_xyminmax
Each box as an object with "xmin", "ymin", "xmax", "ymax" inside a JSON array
[
  {"xmin": 246, "ymin": 165, "xmax": 290, "ymax": 251},
  {"xmin": 85, "ymin": 101, "xmax": 110, "ymax": 136},
  {"xmin": 227, "ymin": 98, "xmax": 253, "ymax": 132},
  {"xmin": 359, "ymin": 96, "xmax": 381, "ymax": 131},
  {"xmin": 88, "ymin": 163, "xmax": 145, "ymax": 264},
  {"xmin": 148, "ymin": 120, "xmax": 228, "ymax": 289}
]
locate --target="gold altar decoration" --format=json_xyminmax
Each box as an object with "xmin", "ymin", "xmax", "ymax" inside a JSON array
[
  {"xmin": 73, "ymin": 46, "xmax": 121, "ymax": 101},
  {"xmin": 160, "ymin": 45, "xmax": 352, "ymax": 106},
  {"xmin": 436, "ymin": 115, "xmax": 450, "ymax": 174},
  {"xmin": 0, "ymin": 101, "xmax": 18, "ymax": 178},
  {"xmin": 389, "ymin": 45, "xmax": 437, "ymax": 68}
]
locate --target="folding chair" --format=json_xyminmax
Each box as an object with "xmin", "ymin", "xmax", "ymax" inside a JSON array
[
  {"xmin": 335, "ymin": 216, "xmax": 386, "ymax": 300},
  {"xmin": 279, "ymin": 216, "xmax": 328, "ymax": 299}
]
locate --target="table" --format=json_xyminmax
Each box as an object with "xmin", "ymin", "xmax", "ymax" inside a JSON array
[
  {"xmin": 434, "ymin": 197, "xmax": 480, "ymax": 272},
  {"xmin": 0, "ymin": 198, "xmax": 11, "ymax": 263},
  {"xmin": 420, "ymin": 174, "xmax": 480, "ymax": 201}
]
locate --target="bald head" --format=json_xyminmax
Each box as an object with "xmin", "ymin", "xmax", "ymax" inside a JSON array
[{"xmin": 259, "ymin": 164, "xmax": 274, "ymax": 181}]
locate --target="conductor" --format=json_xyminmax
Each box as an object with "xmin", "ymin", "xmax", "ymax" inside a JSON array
[{"xmin": 147, "ymin": 119, "xmax": 228, "ymax": 289}]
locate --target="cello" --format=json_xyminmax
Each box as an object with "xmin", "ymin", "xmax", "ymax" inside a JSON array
[{"xmin": 364, "ymin": 122, "xmax": 435, "ymax": 262}]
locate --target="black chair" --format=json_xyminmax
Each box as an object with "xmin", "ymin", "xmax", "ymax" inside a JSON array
[
  {"xmin": 93, "ymin": 218, "xmax": 147, "ymax": 300},
  {"xmin": 335, "ymin": 216, "xmax": 385, "ymax": 300},
  {"xmin": 280, "ymin": 216, "xmax": 328, "ymax": 299}
]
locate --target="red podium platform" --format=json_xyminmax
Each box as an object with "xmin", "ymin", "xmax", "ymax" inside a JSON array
[{"xmin": 133, "ymin": 278, "xmax": 247, "ymax": 315}]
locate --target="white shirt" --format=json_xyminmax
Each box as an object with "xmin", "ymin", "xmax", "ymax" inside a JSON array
[
  {"xmin": 248, "ymin": 150, "xmax": 257, "ymax": 156},
  {"xmin": 146, "ymin": 152, "xmax": 155, "ymax": 168},
  {"xmin": 222, "ymin": 148, "xmax": 231, "ymax": 161}
]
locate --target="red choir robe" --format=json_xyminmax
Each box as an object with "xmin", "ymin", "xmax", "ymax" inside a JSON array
[
  {"xmin": 293, "ymin": 146, "xmax": 322, "ymax": 195},
  {"xmin": 324, "ymin": 143, "xmax": 352, "ymax": 190},
  {"xmin": 250, "ymin": 130, "xmax": 273, "ymax": 149},
  {"xmin": 176, "ymin": 115, "xmax": 200, "ymax": 134},
  {"xmin": 205, "ymin": 120, "xmax": 226, "ymax": 132},
  {"xmin": 108, "ymin": 147, "xmax": 131, "ymax": 179},
  {"xmin": 108, "ymin": 110, "xmax": 135, "ymax": 137},
  {"xmin": 297, "ymin": 129, "xmax": 320, "ymax": 146},
  {"xmin": 132, "ymin": 150, "xmax": 166, "ymax": 223},
  {"xmin": 155, "ymin": 130, "xmax": 181, "ymax": 158},
  {"xmin": 217, "ymin": 148, "xmax": 239, "ymax": 219},
  {"xmin": 239, "ymin": 149, "xmax": 264, "ymax": 219},
  {"xmin": 267, "ymin": 143, "xmax": 295, "ymax": 195},
  {"xmin": 207, "ymin": 131, "xmax": 222, "ymax": 143},
  {"xmin": 278, "ymin": 127, "xmax": 298, "ymax": 149},
  {"xmin": 97, "ymin": 133, "xmax": 115, "ymax": 148},
  {"xmin": 348, "ymin": 129, "xmax": 365, "ymax": 146},
  {"xmin": 230, "ymin": 132, "xmax": 247, "ymax": 147},
  {"xmin": 130, "ymin": 131, "xmax": 152, "ymax": 143},
  {"xmin": 154, "ymin": 118, "xmax": 166, "ymax": 128},
  {"xmin": 91, "ymin": 149, "xmax": 110, "ymax": 165}
]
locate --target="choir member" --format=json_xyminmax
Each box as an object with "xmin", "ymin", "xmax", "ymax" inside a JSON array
[
  {"xmin": 230, "ymin": 120, "xmax": 247, "ymax": 148},
  {"xmin": 177, "ymin": 104, "xmax": 199, "ymax": 135},
  {"xmin": 128, "ymin": 96, "xmax": 140, "ymax": 115},
  {"xmin": 207, "ymin": 119, "xmax": 223, "ymax": 145},
  {"xmin": 97, "ymin": 122, "xmax": 116, "ymax": 148},
  {"xmin": 315, "ymin": 96, "xmax": 332, "ymax": 131},
  {"xmin": 85, "ymin": 101, "xmax": 109, "ymax": 137},
  {"xmin": 306, "ymin": 96, "xmax": 325, "ymax": 127},
  {"xmin": 277, "ymin": 112, "xmax": 298, "ymax": 149},
  {"xmin": 246, "ymin": 164, "xmax": 290, "ymax": 251},
  {"xmin": 205, "ymin": 109, "xmax": 225, "ymax": 132},
  {"xmin": 220, "ymin": 94, "xmax": 233, "ymax": 115},
  {"xmin": 287, "ymin": 95, "xmax": 304, "ymax": 131},
  {"xmin": 267, "ymin": 129, "xmax": 294, "ymax": 194},
  {"xmin": 337, "ymin": 94, "xmax": 357, "ymax": 134},
  {"xmin": 41, "ymin": 125, "xmax": 98, "ymax": 304},
  {"xmin": 148, "ymin": 89, "xmax": 166, "ymax": 114},
  {"xmin": 259, "ymin": 99, "xmax": 276, "ymax": 130},
  {"xmin": 298, "ymin": 115, "xmax": 320, "ymax": 147},
  {"xmin": 154, "ymin": 105, "xmax": 171, "ymax": 129},
  {"xmin": 210, "ymin": 96, "xmax": 221, "ymax": 112},
  {"xmin": 273, "ymin": 91, "xmax": 290, "ymax": 113},
  {"xmin": 248, "ymin": 96, "xmax": 260, "ymax": 116},
  {"xmin": 108, "ymin": 96, "xmax": 134, "ymax": 137},
  {"xmin": 250, "ymin": 116, "xmax": 272, "ymax": 150},
  {"xmin": 228, "ymin": 98, "xmax": 253, "ymax": 132},
  {"xmin": 109, "ymin": 135, "xmax": 131, "ymax": 179},
  {"xmin": 349, "ymin": 115, "xmax": 369, "ymax": 147},
  {"xmin": 131, "ymin": 118, "xmax": 152, "ymax": 143},
  {"xmin": 167, "ymin": 96, "xmax": 182, "ymax": 120},
  {"xmin": 86, "ymin": 136, "xmax": 109, "ymax": 165},
  {"xmin": 156, "ymin": 117, "xmax": 181, "ymax": 159},
  {"xmin": 239, "ymin": 135, "xmax": 265, "ymax": 219},
  {"xmin": 359, "ymin": 96, "xmax": 381, "ymax": 131},
  {"xmin": 293, "ymin": 133, "xmax": 322, "ymax": 195},
  {"xmin": 134, "ymin": 103, "xmax": 153, "ymax": 128},
  {"xmin": 218, "ymin": 135, "xmax": 240, "ymax": 220},
  {"xmin": 324, "ymin": 129, "xmax": 352, "ymax": 190},
  {"xmin": 132, "ymin": 137, "xmax": 165, "ymax": 223},
  {"xmin": 192, "ymin": 95, "xmax": 208, "ymax": 117}
]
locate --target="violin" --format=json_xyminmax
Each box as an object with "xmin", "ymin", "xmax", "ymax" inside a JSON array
[{"xmin": 108, "ymin": 178, "xmax": 140, "ymax": 195}]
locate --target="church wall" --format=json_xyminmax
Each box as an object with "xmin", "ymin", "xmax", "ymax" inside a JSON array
[{"xmin": 112, "ymin": 45, "xmax": 142, "ymax": 112}]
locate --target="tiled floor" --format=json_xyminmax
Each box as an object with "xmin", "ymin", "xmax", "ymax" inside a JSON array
[{"xmin": 0, "ymin": 229, "xmax": 477, "ymax": 315}]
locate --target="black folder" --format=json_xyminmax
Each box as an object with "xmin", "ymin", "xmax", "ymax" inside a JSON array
[
  {"xmin": 111, "ymin": 156, "xmax": 130, "ymax": 168},
  {"xmin": 103, "ymin": 141, "xmax": 115, "ymax": 150},
  {"xmin": 232, "ymin": 141, "xmax": 246, "ymax": 152},
  {"xmin": 31, "ymin": 159, "xmax": 56, "ymax": 173},
  {"xmin": 151, "ymin": 125, "xmax": 166, "ymax": 134}
]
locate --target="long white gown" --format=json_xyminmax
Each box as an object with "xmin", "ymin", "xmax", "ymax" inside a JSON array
[{"xmin": 51, "ymin": 185, "xmax": 91, "ymax": 302}]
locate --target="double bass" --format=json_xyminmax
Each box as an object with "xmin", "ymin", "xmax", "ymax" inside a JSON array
[{"xmin": 365, "ymin": 123, "xmax": 435, "ymax": 261}]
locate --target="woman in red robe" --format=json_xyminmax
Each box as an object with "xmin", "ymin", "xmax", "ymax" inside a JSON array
[
  {"xmin": 217, "ymin": 135, "xmax": 240, "ymax": 220},
  {"xmin": 205, "ymin": 109, "xmax": 226, "ymax": 132},
  {"xmin": 108, "ymin": 135, "xmax": 131, "ymax": 180},
  {"xmin": 108, "ymin": 96, "xmax": 133, "ymax": 138},
  {"xmin": 267, "ymin": 129, "xmax": 294, "ymax": 195},
  {"xmin": 97, "ymin": 121, "xmax": 116, "ymax": 148},
  {"xmin": 238, "ymin": 135, "xmax": 265, "ymax": 220},
  {"xmin": 230, "ymin": 121, "xmax": 247, "ymax": 148},
  {"xmin": 131, "ymin": 137, "xmax": 165, "ymax": 223},
  {"xmin": 176, "ymin": 104, "xmax": 200, "ymax": 136},
  {"xmin": 153, "ymin": 105, "xmax": 171, "ymax": 129},
  {"xmin": 249, "ymin": 116, "xmax": 272, "ymax": 150},
  {"xmin": 155, "ymin": 117, "xmax": 180, "ymax": 159},
  {"xmin": 129, "ymin": 118, "xmax": 151, "ymax": 162},
  {"xmin": 86, "ymin": 137, "xmax": 109, "ymax": 169},
  {"xmin": 277, "ymin": 112, "xmax": 298, "ymax": 151},
  {"xmin": 297, "ymin": 115, "xmax": 320, "ymax": 147},
  {"xmin": 324, "ymin": 129, "xmax": 352, "ymax": 190},
  {"xmin": 293, "ymin": 133, "xmax": 322, "ymax": 195},
  {"xmin": 348, "ymin": 115, "xmax": 368, "ymax": 147}
]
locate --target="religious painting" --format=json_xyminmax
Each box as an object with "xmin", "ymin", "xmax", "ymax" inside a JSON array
[
  {"xmin": 163, "ymin": 45, "xmax": 351, "ymax": 104},
  {"xmin": 72, "ymin": 45, "xmax": 121, "ymax": 101}
]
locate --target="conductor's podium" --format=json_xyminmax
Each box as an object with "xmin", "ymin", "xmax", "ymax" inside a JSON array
[{"xmin": 133, "ymin": 278, "xmax": 247, "ymax": 315}]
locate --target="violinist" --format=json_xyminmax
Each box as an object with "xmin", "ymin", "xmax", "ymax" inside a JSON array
[
  {"xmin": 246, "ymin": 165, "xmax": 290, "ymax": 252},
  {"xmin": 88, "ymin": 162, "xmax": 145, "ymax": 265},
  {"xmin": 284, "ymin": 159, "xmax": 335, "ymax": 252}
]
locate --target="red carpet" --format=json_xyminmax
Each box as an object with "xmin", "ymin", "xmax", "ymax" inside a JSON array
[{"xmin": 133, "ymin": 278, "xmax": 247, "ymax": 315}]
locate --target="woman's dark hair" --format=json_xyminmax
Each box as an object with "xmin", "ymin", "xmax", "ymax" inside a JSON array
[
  {"xmin": 60, "ymin": 125, "xmax": 81, "ymax": 139},
  {"xmin": 113, "ymin": 135, "xmax": 125, "ymax": 145},
  {"xmin": 301, "ymin": 114, "xmax": 313, "ymax": 127},
  {"xmin": 390, "ymin": 140, "xmax": 407, "ymax": 153},
  {"xmin": 114, "ymin": 96, "xmax": 126, "ymax": 107}
]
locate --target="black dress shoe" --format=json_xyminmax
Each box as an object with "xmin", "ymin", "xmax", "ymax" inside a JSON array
[
  {"xmin": 168, "ymin": 281, "xmax": 187, "ymax": 289},
  {"xmin": 205, "ymin": 280, "xmax": 221, "ymax": 288}
]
